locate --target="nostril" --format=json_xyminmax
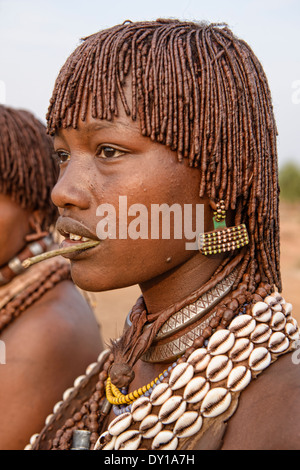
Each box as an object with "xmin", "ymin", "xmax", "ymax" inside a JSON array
[{"xmin": 51, "ymin": 179, "xmax": 90, "ymax": 211}]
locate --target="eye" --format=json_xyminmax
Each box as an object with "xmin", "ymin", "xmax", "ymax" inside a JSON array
[
  {"xmin": 96, "ymin": 145, "xmax": 126, "ymax": 159},
  {"xmin": 53, "ymin": 150, "xmax": 70, "ymax": 166}
]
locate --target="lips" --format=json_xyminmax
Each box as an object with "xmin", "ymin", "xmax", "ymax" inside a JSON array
[{"xmin": 56, "ymin": 216, "xmax": 98, "ymax": 242}]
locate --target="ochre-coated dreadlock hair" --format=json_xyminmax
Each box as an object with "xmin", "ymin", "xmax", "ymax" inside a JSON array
[
  {"xmin": 0, "ymin": 105, "xmax": 58, "ymax": 229},
  {"xmin": 46, "ymin": 19, "xmax": 281, "ymax": 292}
]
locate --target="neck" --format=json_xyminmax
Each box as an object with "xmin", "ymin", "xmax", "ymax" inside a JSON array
[
  {"xmin": 0, "ymin": 235, "xmax": 52, "ymax": 286},
  {"xmin": 139, "ymin": 251, "xmax": 227, "ymax": 315}
]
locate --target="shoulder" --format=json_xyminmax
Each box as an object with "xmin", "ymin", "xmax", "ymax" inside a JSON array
[
  {"xmin": 222, "ymin": 352, "xmax": 300, "ymax": 450},
  {"xmin": 0, "ymin": 279, "xmax": 104, "ymax": 449},
  {"xmin": 14, "ymin": 279, "xmax": 104, "ymax": 365}
]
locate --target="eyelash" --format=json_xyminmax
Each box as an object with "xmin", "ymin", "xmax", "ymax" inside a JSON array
[
  {"xmin": 53, "ymin": 146, "xmax": 126, "ymax": 166},
  {"xmin": 96, "ymin": 145, "xmax": 126, "ymax": 159},
  {"xmin": 52, "ymin": 150, "xmax": 70, "ymax": 166}
]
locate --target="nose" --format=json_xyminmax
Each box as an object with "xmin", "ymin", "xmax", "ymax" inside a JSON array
[{"xmin": 51, "ymin": 161, "xmax": 90, "ymax": 211}]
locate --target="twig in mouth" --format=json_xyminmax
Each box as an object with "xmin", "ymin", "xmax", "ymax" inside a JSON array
[{"xmin": 22, "ymin": 240, "xmax": 100, "ymax": 268}]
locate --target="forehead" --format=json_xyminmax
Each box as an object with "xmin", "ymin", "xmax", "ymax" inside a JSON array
[
  {"xmin": 54, "ymin": 79, "xmax": 139, "ymax": 142},
  {"xmin": 53, "ymin": 108, "xmax": 142, "ymax": 148}
]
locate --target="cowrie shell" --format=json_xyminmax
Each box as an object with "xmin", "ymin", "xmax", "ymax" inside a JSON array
[
  {"xmin": 250, "ymin": 324, "xmax": 272, "ymax": 344},
  {"xmin": 63, "ymin": 387, "xmax": 74, "ymax": 401},
  {"xmin": 287, "ymin": 317, "xmax": 298, "ymax": 328},
  {"xmin": 248, "ymin": 347, "xmax": 271, "ymax": 371},
  {"xmin": 108, "ymin": 412, "xmax": 132, "ymax": 436},
  {"xmin": 264, "ymin": 295, "xmax": 279, "ymax": 308},
  {"xmin": 270, "ymin": 311, "xmax": 286, "ymax": 331},
  {"xmin": 207, "ymin": 329, "xmax": 235, "ymax": 356},
  {"xmin": 252, "ymin": 301, "xmax": 268, "ymax": 313},
  {"xmin": 73, "ymin": 375, "xmax": 86, "ymax": 388},
  {"xmin": 200, "ymin": 387, "xmax": 231, "ymax": 418},
  {"xmin": 85, "ymin": 362, "xmax": 98, "ymax": 375},
  {"xmin": 152, "ymin": 430, "xmax": 178, "ymax": 450},
  {"xmin": 187, "ymin": 348, "xmax": 211, "ymax": 372},
  {"xmin": 283, "ymin": 302, "xmax": 293, "ymax": 316},
  {"xmin": 272, "ymin": 292, "xmax": 283, "ymax": 303},
  {"xmin": 158, "ymin": 395, "xmax": 186, "ymax": 424},
  {"xmin": 174, "ymin": 411, "xmax": 203, "ymax": 438},
  {"xmin": 97, "ymin": 349, "xmax": 110, "ymax": 363},
  {"xmin": 229, "ymin": 338, "xmax": 254, "ymax": 362},
  {"xmin": 268, "ymin": 332, "xmax": 289, "ymax": 354},
  {"xmin": 139, "ymin": 414, "xmax": 163, "ymax": 439},
  {"xmin": 252, "ymin": 302, "xmax": 272, "ymax": 322},
  {"xmin": 150, "ymin": 383, "xmax": 172, "ymax": 406},
  {"xmin": 45, "ymin": 414, "xmax": 53, "ymax": 426},
  {"xmin": 285, "ymin": 321, "xmax": 300, "ymax": 341},
  {"xmin": 206, "ymin": 355, "xmax": 233, "ymax": 382},
  {"xmin": 94, "ymin": 431, "xmax": 116, "ymax": 450},
  {"xmin": 229, "ymin": 315, "xmax": 256, "ymax": 337},
  {"xmin": 169, "ymin": 362, "xmax": 194, "ymax": 390},
  {"xmin": 53, "ymin": 400, "xmax": 63, "ymax": 414},
  {"xmin": 115, "ymin": 430, "xmax": 141, "ymax": 450},
  {"xmin": 131, "ymin": 396, "xmax": 152, "ymax": 422},
  {"xmin": 29, "ymin": 434, "xmax": 39, "ymax": 446},
  {"xmin": 227, "ymin": 366, "xmax": 252, "ymax": 392},
  {"xmin": 271, "ymin": 303, "xmax": 283, "ymax": 312},
  {"xmin": 183, "ymin": 376, "xmax": 210, "ymax": 404}
]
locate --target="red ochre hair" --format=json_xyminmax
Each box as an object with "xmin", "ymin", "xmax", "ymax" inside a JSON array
[{"xmin": 47, "ymin": 19, "xmax": 281, "ymax": 291}]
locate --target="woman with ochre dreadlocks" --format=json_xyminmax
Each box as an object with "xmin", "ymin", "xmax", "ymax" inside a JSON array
[
  {"xmin": 30, "ymin": 19, "xmax": 299, "ymax": 450},
  {"xmin": 0, "ymin": 105, "xmax": 104, "ymax": 450}
]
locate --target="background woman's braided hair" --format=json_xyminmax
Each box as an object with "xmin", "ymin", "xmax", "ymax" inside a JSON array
[
  {"xmin": 35, "ymin": 19, "xmax": 283, "ymax": 449},
  {"xmin": 0, "ymin": 105, "xmax": 58, "ymax": 229}
]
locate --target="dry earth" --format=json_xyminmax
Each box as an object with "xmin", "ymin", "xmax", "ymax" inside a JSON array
[{"xmin": 87, "ymin": 201, "xmax": 300, "ymax": 344}]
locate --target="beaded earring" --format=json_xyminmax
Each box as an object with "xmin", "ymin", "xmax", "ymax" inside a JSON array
[{"xmin": 198, "ymin": 199, "xmax": 249, "ymax": 255}]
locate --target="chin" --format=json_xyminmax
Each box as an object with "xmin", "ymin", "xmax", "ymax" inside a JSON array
[{"xmin": 69, "ymin": 261, "xmax": 133, "ymax": 292}]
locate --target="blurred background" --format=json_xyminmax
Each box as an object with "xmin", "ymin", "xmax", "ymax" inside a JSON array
[{"xmin": 0, "ymin": 0, "xmax": 299, "ymax": 343}]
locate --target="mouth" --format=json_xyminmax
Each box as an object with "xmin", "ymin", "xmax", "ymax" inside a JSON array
[{"xmin": 56, "ymin": 216, "xmax": 99, "ymax": 259}]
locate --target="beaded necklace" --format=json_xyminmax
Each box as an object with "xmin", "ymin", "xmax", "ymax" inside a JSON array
[
  {"xmin": 109, "ymin": 360, "xmax": 179, "ymax": 416},
  {"xmin": 107, "ymin": 271, "xmax": 238, "ymax": 415},
  {"xmin": 94, "ymin": 291, "xmax": 298, "ymax": 450},
  {"xmin": 26, "ymin": 277, "xmax": 299, "ymax": 451},
  {"xmin": 0, "ymin": 236, "xmax": 52, "ymax": 286},
  {"xmin": 0, "ymin": 240, "xmax": 71, "ymax": 334}
]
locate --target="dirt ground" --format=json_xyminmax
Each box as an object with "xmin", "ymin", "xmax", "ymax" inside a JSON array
[{"xmin": 87, "ymin": 201, "xmax": 300, "ymax": 344}]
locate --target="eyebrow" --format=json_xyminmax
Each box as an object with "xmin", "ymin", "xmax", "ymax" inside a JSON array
[
  {"xmin": 53, "ymin": 121, "xmax": 109, "ymax": 140},
  {"xmin": 54, "ymin": 117, "xmax": 136, "ymax": 143},
  {"xmin": 84, "ymin": 122, "xmax": 111, "ymax": 131}
]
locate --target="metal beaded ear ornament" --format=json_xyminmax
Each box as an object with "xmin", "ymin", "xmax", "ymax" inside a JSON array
[{"xmin": 198, "ymin": 200, "xmax": 249, "ymax": 256}]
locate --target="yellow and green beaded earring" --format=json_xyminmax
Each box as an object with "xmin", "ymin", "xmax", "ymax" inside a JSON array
[{"xmin": 198, "ymin": 200, "xmax": 249, "ymax": 255}]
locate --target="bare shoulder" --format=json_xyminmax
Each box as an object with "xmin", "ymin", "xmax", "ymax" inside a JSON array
[
  {"xmin": 0, "ymin": 279, "xmax": 104, "ymax": 449},
  {"xmin": 19, "ymin": 279, "xmax": 104, "ymax": 364},
  {"xmin": 222, "ymin": 352, "xmax": 300, "ymax": 450}
]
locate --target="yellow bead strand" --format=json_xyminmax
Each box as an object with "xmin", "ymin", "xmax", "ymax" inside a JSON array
[{"xmin": 105, "ymin": 369, "xmax": 169, "ymax": 406}]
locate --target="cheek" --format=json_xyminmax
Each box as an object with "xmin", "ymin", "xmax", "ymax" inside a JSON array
[
  {"xmin": 75, "ymin": 190, "xmax": 199, "ymax": 291},
  {"xmin": 0, "ymin": 207, "xmax": 29, "ymax": 264},
  {"xmin": 72, "ymin": 155, "xmax": 203, "ymax": 291}
]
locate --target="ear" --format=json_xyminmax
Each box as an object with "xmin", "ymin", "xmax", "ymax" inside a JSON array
[{"xmin": 25, "ymin": 210, "xmax": 49, "ymax": 242}]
